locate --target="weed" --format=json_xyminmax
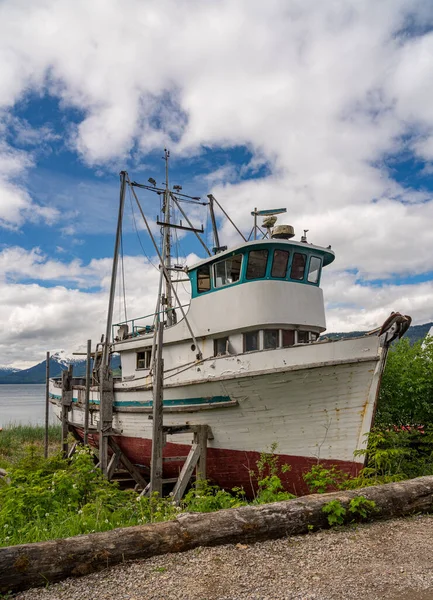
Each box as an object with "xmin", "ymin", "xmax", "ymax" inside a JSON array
[
  {"xmin": 303, "ymin": 464, "xmax": 348, "ymax": 494},
  {"xmin": 322, "ymin": 496, "xmax": 377, "ymax": 528},
  {"xmin": 250, "ymin": 443, "xmax": 295, "ymax": 504},
  {"xmin": 322, "ymin": 500, "xmax": 346, "ymax": 526},
  {"xmin": 182, "ymin": 480, "xmax": 246, "ymax": 512},
  {"xmin": 348, "ymin": 496, "xmax": 377, "ymax": 520}
]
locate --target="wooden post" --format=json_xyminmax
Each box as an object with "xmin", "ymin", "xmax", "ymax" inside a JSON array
[
  {"xmin": 172, "ymin": 441, "xmax": 201, "ymax": 504},
  {"xmin": 150, "ymin": 322, "xmax": 164, "ymax": 496},
  {"xmin": 44, "ymin": 352, "xmax": 50, "ymax": 459},
  {"xmin": 84, "ymin": 340, "xmax": 91, "ymax": 446},
  {"xmin": 60, "ymin": 365, "xmax": 73, "ymax": 458},
  {"xmin": 99, "ymin": 366, "xmax": 113, "ymax": 475},
  {"xmin": 196, "ymin": 425, "xmax": 208, "ymax": 482}
]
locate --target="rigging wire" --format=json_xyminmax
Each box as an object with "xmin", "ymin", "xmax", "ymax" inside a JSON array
[
  {"xmin": 128, "ymin": 184, "xmax": 159, "ymax": 271},
  {"xmin": 127, "ymin": 177, "xmax": 202, "ymax": 357}
]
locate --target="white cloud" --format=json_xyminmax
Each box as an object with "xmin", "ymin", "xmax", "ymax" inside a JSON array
[
  {"xmin": 0, "ymin": 0, "xmax": 433, "ymax": 363},
  {"xmin": 0, "ymin": 246, "xmax": 194, "ymax": 367},
  {"xmin": 323, "ymin": 270, "xmax": 433, "ymax": 332}
]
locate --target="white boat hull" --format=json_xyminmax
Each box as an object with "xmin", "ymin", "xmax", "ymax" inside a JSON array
[{"xmin": 49, "ymin": 336, "xmax": 386, "ymax": 495}]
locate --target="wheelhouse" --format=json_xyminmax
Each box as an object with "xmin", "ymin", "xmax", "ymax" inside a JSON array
[{"xmin": 188, "ymin": 239, "xmax": 335, "ymax": 298}]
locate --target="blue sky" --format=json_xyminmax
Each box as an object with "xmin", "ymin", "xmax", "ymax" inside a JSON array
[{"xmin": 1, "ymin": 0, "xmax": 433, "ymax": 366}]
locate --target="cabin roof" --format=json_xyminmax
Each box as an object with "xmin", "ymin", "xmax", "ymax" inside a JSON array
[{"xmin": 186, "ymin": 238, "xmax": 335, "ymax": 271}]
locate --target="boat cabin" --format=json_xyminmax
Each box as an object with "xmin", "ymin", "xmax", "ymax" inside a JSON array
[
  {"xmin": 189, "ymin": 239, "xmax": 334, "ymax": 297},
  {"xmin": 112, "ymin": 237, "xmax": 335, "ymax": 381}
]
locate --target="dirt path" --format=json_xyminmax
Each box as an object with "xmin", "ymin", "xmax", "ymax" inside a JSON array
[{"xmin": 15, "ymin": 514, "xmax": 433, "ymax": 600}]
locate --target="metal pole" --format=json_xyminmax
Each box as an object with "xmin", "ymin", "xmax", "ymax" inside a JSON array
[
  {"xmin": 170, "ymin": 193, "xmax": 211, "ymax": 256},
  {"xmin": 253, "ymin": 207, "xmax": 257, "ymax": 241},
  {"xmin": 150, "ymin": 321, "xmax": 164, "ymax": 496},
  {"xmin": 208, "ymin": 194, "xmax": 247, "ymax": 241},
  {"xmin": 44, "ymin": 351, "xmax": 50, "ymax": 459},
  {"xmin": 162, "ymin": 150, "xmax": 174, "ymax": 326},
  {"xmin": 84, "ymin": 339, "xmax": 91, "ymax": 445},
  {"xmin": 207, "ymin": 194, "xmax": 220, "ymax": 251}
]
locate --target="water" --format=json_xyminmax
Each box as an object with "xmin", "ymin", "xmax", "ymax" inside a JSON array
[{"xmin": 0, "ymin": 384, "xmax": 56, "ymax": 428}]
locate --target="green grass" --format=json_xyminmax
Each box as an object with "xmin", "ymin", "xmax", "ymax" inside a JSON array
[{"xmin": 0, "ymin": 424, "xmax": 61, "ymax": 468}]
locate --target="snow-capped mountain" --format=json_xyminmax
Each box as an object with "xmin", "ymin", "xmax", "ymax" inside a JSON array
[
  {"xmin": 51, "ymin": 350, "xmax": 88, "ymax": 367},
  {"xmin": 0, "ymin": 351, "xmax": 120, "ymax": 384},
  {"xmin": 0, "ymin": 352, "xmax": 86, "ymax": 384},
  {"xmin": 0, "ymin": 366, "xmax": 20, "ymax": 376}
]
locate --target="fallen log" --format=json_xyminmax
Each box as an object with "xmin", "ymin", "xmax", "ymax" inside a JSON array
[{"xmin": 2, "ymin": 475, "xmax": 433, "ymax": 593}]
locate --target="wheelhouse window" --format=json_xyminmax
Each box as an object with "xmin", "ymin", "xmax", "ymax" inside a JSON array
[
  {"xmin": 214, "ymin": 337, "xmax": 229, "ymax": 356},
  {"xmin": 214, "ymin": 254, "xmax": 242, "ymax": 288},
  {"xmin": 264, "ymin": 329, "xmax": 279, "ymax": 349},
  {"xmin": 197, "ymin": 264, "xmax": 211, "ymax": 293},
  {"xmin": 271, "ymin": 250, "xmax": 289, "ymax": 278},
  {"xmin": 137, "ymin": 348, "xmax": 152, "ymax": 369},
  {"xmin": 246, "ymin": 250, "xmax": 269, "ymax": 280},
  {"xmin": 282, "ymin": 330, "xmax": 295, "ymax": 347},
  {"xmin": 244, "ymin": 330, "xmax": 260, "ymax": 352},
  {"xmin": 297, "ymin": 331, "xmax": 309, "ymax": 344},
  {"xmin": 307, "ymin": 256, "xmax": 322, "ymax": 284},
  {"xmin": 290, "ymin": 253, "xmax": 307, "ymax": 280}
]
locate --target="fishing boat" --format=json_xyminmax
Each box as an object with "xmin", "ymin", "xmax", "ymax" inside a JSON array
[{"xmin": 49, "ymin": 151, "xmax": 410, "ymax": 496}]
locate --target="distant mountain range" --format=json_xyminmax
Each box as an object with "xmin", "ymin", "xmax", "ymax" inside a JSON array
[
  {"xmin": 324, "ymin": 321, "xmax": 433, "ymax": 345},
  {"xmin": 0, "ymin": 351, "xmax": 120, "ymax": 385},
  {"xmin": 0, "ymin": 322, "xmax": 432, "ymax": 384}
]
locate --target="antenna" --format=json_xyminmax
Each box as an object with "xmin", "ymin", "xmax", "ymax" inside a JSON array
[{"xmin": 251, "ymin": 208, "xmax": 287, "ymax": 240}]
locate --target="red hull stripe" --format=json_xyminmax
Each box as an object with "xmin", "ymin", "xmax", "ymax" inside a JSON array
[{"xmin": 81, "ymin": 430, "xmax": 361, "ymax": 497}]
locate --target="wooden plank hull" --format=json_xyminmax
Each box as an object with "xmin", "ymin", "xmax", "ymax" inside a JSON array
[{"xmin": 50, "ymin": 336, "xmax": 385, "ymax": 493}]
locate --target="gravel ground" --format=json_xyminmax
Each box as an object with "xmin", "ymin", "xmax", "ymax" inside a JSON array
[{"xmin": 15, "ymin": 515, "xmax": 433, "ymax": 600}]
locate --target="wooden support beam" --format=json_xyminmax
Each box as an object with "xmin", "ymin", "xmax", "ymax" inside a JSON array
[
  {"xmin": 162, "ymin": 456, "xmax": 188, "ymax": 463},
  {"xmin": 108, "ymin": 438, "xmax": 148, "ymax": 491},
  {"xmin": 60, "ymin": 365, "xmax": 73, "ymax": 458},
  {"xmin": 106, "ymin": 447, "xmax": 121, "ymax": 481},
  {"xmin": 172, "ymin": 442, "xmax": 201, "ymax": 504},
  {"xmin": 67, "ymin": 442, "xmax": 78, "ymax": 459}
]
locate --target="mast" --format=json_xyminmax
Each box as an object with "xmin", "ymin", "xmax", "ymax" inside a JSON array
[
  {"xmin": 99, "ymin": 170, "xmax": 127, "ymax": 474},
  {"xmin": 162, "ymin": 149, "xmax": 174, "ymax": 326},
  {"xmin": 102, "ymin": 171, "xmax": 127, "ymax": 367}
]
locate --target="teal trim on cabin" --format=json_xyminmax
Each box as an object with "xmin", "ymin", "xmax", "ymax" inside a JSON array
[
  {"xmin": 49, "ymin": 392, "xmax": 231, "ymax": 408},
  {"xmin": 189, "ymin": 241, "xmax": 331, "ymax": 298}
]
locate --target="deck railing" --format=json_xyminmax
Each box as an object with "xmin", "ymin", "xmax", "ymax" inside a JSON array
[{"xmin": 112, "ymin": 304, "xmax": 190, "ymax": 339}]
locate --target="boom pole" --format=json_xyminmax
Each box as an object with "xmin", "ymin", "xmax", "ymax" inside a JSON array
[
  {"xmin": 162, "ymin": 149, "xmax": 174, "ymax": 326},
  {"xmin": 102, "ymin": 171, "xmax": 127, "ymax": 367}
]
